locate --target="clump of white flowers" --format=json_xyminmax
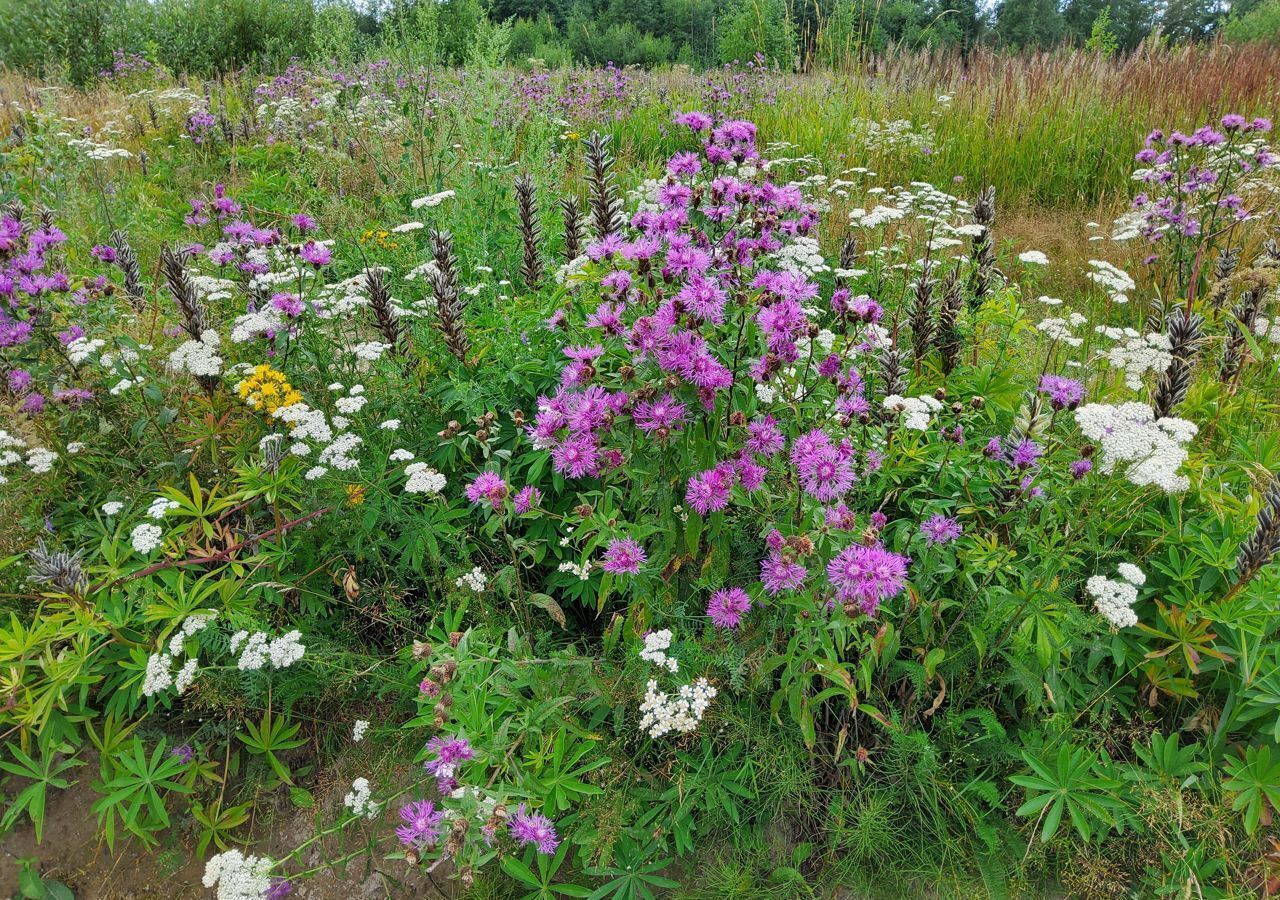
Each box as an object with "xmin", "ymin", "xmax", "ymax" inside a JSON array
[
  {"xmin": 202, "ymin": 849, "xmax": 275, "ymax": 900},
  {"xmin": 343, "ymin": 776, "xmax": 379, "ymax": 819},
  {"xmin": 147, "ymin": 497, "xmax": 180, "ymax": 519},
  {"xmin": 455, "ymin": 566, "xmax": 487, "ymax": 592},
  {"xmin": 1035, "ymin": 313, "xmax": 1088, "ymax": 347},
  {"xmin": 1074, "ymin": 402, "xmax": 1196, "ymax": 492},
  {"xmin": 411, "ymin": 189, "xmax": 456, "ymax": 209},
  {"xmin": 639, "ymin": 629, "xmax": 679, "ymax": 673},
  {"xmin": 1018, "ymin": 250, "xmax": 1049, "ymax": 265},
  {"xmin": 168, "ymin": 329, "xmax": 224, "ymax": 377},
  {"xmin": 142, "ymin": 652, "xmax": 174, "ymax": 697},
  {"xmin": 101, "ymin": 501, "xmax": 124, "ymax": 516},
  {"xmin": 230, "ymin": 629, "xmax": 306, "ymax": 671},
  {"xmin": 883, "ymin": 394, "xmax": 943, "ymax": 431},
  {"xmin": 1086, "ymin": 259, "xmax": 1136, "ymax": 303},
  {"xmin": 1086, "ymin": 564, "xmax": 1145, "ymax": 628},
  {"xmin": 352, "ymin": 719, "xmax": 370, "ymax": 743},
  {"xmin": 638, "ymin": 677, "xmax": 717, "ymax": 739},
  {"xmin": 558, "ymin": 560, "xmax": 591, "ymax": 581},
  {"xmin": 168, "ymin": 613, "xmax": 218, "ymax": 656},
  {"xmin": 131, "ymin": 523, "xmax": 164, "ymax": 554},
  {"xmin": 1096, "ymin": 327, "xmax": 1173, "ymax": 389}
]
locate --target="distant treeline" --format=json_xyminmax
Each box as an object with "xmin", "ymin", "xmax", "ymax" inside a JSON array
[{"xmin": 1, "ymin": 0, "xmax": 1277, "ymax": 84}]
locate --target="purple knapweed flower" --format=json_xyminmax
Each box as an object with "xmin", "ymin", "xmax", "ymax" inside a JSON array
[
  {"xmin": 509, "ymin": 804, "xmax": 559, "ymax": 854},
  {"xmin": 601, "ymin": 537, "xmax": 646, "ymax": 575},
  {"xmin": 395, "ymin": 799, "xmax": 446, "ymax": 849},
  {"xmin": 919, "ymin": 514, "xmax": 962, "ymax": 545},
  {"xmin": 826, "ymin": 544, "xmax": 909, "ymax": 615},
  {"xmin": 707, "ymin": 587, "xmax": 751, "ymax": 628},
  {"xmin": 465, "ymin": 471, "xmax": 509, "ymax": 510}
]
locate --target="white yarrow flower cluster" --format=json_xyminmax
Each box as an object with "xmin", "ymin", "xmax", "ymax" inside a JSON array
[
  {"xmin": 1086, "ymin": 565, "xmax": 1145, "ymax": 629},
  {"xmin": 352, "ymin": 719, "xmax": 370, "ymax": 742},
  {"xmin": 639, "ymin": 629, "xmax": 679, "ymax": 673},
  {"xmin": 131, "ymin": 523, "xmax": 164, "ymax": 554},
  {"xmin": 230, "ymin": 629, "xmax": 306, "ymax": 671},
  {"xmin": 404, "ymin": 462, "xmax": 446, "ymax": 494},
  {"xmin": 883, "ymin": 394, "xmax": 943, "ymax": 431},
  {"xmin": 26, "ymin": 448, "xmax": 58, "ymax": 474},
  {"xmin": 638, "ymin": 677, "xmax": 717, "ymax": 739},
  {"xmin": 1086, "ymin": 259, "xmax": 1136, "ymax": 303},
  {"xmin": 144, "ymin": 612, "xmax": 217, "ymax": 698},
  {"xmin": 147, "ymin": 497, "xmax": 180, "ymax": 519},
  {"xmin": 202, "ymin": 849, "xmax": 275, "ymax": 900},
  {"xmin": 1018, "ymin": 250, "xmax": 1049, "ymax": 265},
  {"xmin": 168, "ymin": 329, "xmax": 224, "ymax": 377},
  {"xmin": 1096, "ymin": 327, "xmax": 1173, "ymax": 389},
  {"xmin": 411, "ymin": 189, "xmax": 456, "ymax": 209},
  {"xmin": 1035, "ymin": 313, "xmax": 1088, "ymax": 346},
  {"xmin": 455, "ymin": 566, "xmax": 487, "ymax": 592},
  {"xmin": 1074, "ymin": 402, "xmax": 1196, "ymax": 492},
  {"xmin": 343, "ymin": 776, "xmax": 379, "ymax": 819}
]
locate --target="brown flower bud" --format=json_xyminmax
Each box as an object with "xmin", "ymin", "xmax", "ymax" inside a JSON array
[
  {"xmin": 449, "ymin": 631, "xmax": 463, "ymax": 647},
  {"xmin": 729, "ymin": 410, "xmax": 746, "ymax": 427},
  {"xmin": 1080, "ymin": 443, "xmax": 1096, "ymax": 458},
  {"xmin": 412, "ymin": 641, "xmax": 433, "ymax": 660},
  {"xmin": 342, "ymin": 565, "xmax": 359, "ymax": 601}
]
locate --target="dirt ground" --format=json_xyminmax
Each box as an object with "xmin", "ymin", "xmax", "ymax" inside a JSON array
[{"xmin": 0, "ymin": 772, "xmax": 447, "ymax": 899}]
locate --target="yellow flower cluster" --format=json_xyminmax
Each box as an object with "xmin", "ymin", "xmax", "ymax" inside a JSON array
[
  {"xmin": 359, "ymin": 229, "xmax": 399, "ymax": 251},
  {"xmin": 236, "ymin": 364, "xmax": 302, "ymax": 416}
]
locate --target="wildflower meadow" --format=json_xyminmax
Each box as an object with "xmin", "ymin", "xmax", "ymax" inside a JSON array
[{"xmin": 3, "ymin": 30, "xmax": 1280, "ymax": 900}]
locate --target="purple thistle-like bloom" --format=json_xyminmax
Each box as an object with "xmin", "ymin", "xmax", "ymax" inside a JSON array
[
  {"xmin": 424, "ymin": 736, "xmax": 474, "ymax": 786},
  {"xmin": 1038, "ymin": 375, "xmax": 1085, "ymax": 411},
  {"xmin": 513, "ymin": 485, "xmax": 541, "ymax": 513},
  {"xmin": 792, "ymin": 429, "xmax": 856, "ymax": 502},
  {"xmin": 169, "ymin": 743, "xmax": 194, "ymax": 764},
  {"xmin": 920, "ymin": 514, "xmax": 962, "ymax": 545},
  {"xmin": 1070, "ymin": 459, "xmax": 1093, "ymax": 479},
  {"xmin": 674, "ymin": 111, "xmax": 713, "ymax": 132},
  {"xmin": 395, "ymin": 799, "xmax": 446, "ymax": 849},
  {"xmin": 1009, "ymin": 439, "xmax": 1043, "ymax": 469},
  {"xmin": 707, "ymin": 587, "xmax": 751, "ymax": 628},
  {"xmin": 826, "ymin": 544, "xmax": 909, "ymax": 615},
  {"xmin": 745, "ymin": 415, "xmax": 785, "ymax": 457},
  {"xmin": 265, "ymin": 878, "xmax": 293, "ymax": 900},
  {"xmin": 509, "ymin": 804, "xmax": 559, "ymax": 855},
  {"xmin": 633, "ymin": 393, "xmax": 688, "ymax": 436},
  {"xmin": 668, "ymin": 151, "xmax": 703, "ymax": 177},
  {"xmin": 292, "ymin": 213, "xmax": 317, "ymax": 232},
  {"xmin": 686, "ymin": 463, "xmax": 735, "ymax": 516},
  {"xmin": 465, "ymin": 471, "xmax": 509, "ymax": 510},
  {"xmin": 299, "ymin": 241, "xmax": 331, "ymax": 266},
  {"xmin": 760, "ymin": 552, "xmax": 807, "ymax": 596},
  {"xmin": 552, "ymin": 434, "xmax": 599, "ymax": 478},
  {"xmin": 601, "ymin": 537, "xmax": 646, "ymax": 575}
]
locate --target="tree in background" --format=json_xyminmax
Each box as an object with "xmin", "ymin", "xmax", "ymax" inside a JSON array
[
  {"xmin": 1222, "ymin": 0, "xmax": 1280, "ymax": 40},
  {"xmin": 995, "ymin": 0, "xmax": 1065, "ymax": 45},
  {"xmin": 718, "ymin": 0, "xmax": 798, "ymax": 65}
]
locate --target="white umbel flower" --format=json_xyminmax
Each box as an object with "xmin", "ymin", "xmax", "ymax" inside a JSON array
[
  {"xmin": 131, "ymin": 523, "xmax": 164, "ymax": 554},
  {"xmin": 343, "ymin": 776, "xmax": 379, "ymax": 819},
  {"xmin": 202, "ymin": 849, "xmax": 275, "ymax": 900}
]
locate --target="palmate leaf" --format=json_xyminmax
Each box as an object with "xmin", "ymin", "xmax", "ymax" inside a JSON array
[
  {"xmin": 0, "ymin": 743, "xmax": 83, "ymax": 843},
  {"xmin": 1223, "ymin": 744, "xmax": 1280, "ymax": 834},
  {"xmin": 1010, "ymin": 744, "xmax": 1125, "ymax": 844}
]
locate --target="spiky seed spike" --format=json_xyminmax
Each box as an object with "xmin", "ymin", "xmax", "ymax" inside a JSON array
[
  {"xmin": 936, "ymin": 268, "xmax": 964, "ymax": 376},
  {"xmin": 365, "ymin": 267, "xmax": 404, "ymax": 357},
  {"xmin": 515, "ymin": 173, "xmax": 543, "ymax": 289},
  {"xmin": 878, "ymin": 345, "xmax": 907, "ymax": 398},
  {"xmin": 429, "ymin": 229, "xmax": 470, "ymax": 364},
  {"xmin": 967, "ymin": 185, "xmax": 998, "ymax": 311},
  {"xmin": 1209, "ymin": 247, "xmax": 1241, "ymax": 307},
  {"xmin": 836, "ymin": 235, "xmax": 858, "ymax": 288},
  {"xmin": 1152, "ymin": 306, "xmax": 1204, "ymax": 419},
  {"xmin": 909, "ymin": 260, "xmax": 938, "ymax": 365},
  {"xmin": 584, "ymin": 132, "xmax": 625, "ymax": 239},
  {"xmin": 1221, "ymin": 276, "xmax": 1268, "ymax": 384},
  {"xmin": 110, "ymin": 229, "xmax": 146, "ymax": 310},
  {"xmin": 1235, "ymin": 476, "xmax": 1280, "ymax": 589},
  {"xmin": 560, "ymin": 196, "xmax": 586, "ymax": 262},
  {"xmin": 160, "ymin": 243, "xmax": 207, "ymax": 339},
  {"xmin": 27, "ymin": 540, "xmax": 89, "ymax": 597}
]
